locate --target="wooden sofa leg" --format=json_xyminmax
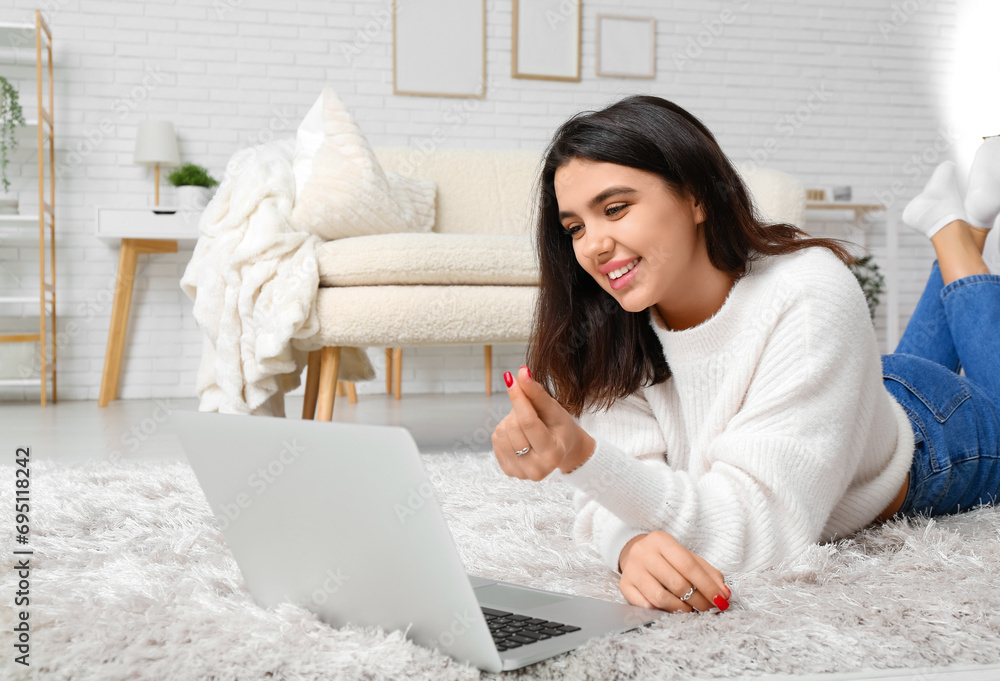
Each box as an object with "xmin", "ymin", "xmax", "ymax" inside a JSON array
[
  {"xmin": 393, "ymin": 348, "xmax": 402, "ymax": 400},
  {"xmin": 336, "ymin": 381, "xmax": 346, "ymax": 396},
  {"xmin": 385, "ymin": 348, "xmax": 393, "ymax": 394},
  {"xmin": 302, "ymin": 350, "xmax": 321, "ymax": 420},
  {"xmin": 345, "ymin": 381, "xmax": 358, "ymax": 403},
  {"xmin": 484, "ymin": 345, "xmax": 492, "ymax": 395},
  {"xmin": 316, "ymin": 346, "xmax": 341, "ymax": 421}
]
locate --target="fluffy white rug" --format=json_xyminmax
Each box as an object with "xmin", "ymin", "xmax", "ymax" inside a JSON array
[{"xmin": 3, "ymin": 453, "xmax": 1000, "ymax": 681}]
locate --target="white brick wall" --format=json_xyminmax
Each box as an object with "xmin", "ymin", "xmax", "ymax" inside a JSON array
[{"xmin": 0, "ymin": 0, "xmax": 965, "ymax": 403}]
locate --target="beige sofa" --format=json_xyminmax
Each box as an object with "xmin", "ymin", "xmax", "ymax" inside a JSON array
[{"xmin": 301, "ymin": 148, "xmax": 806, "ymax": 421}]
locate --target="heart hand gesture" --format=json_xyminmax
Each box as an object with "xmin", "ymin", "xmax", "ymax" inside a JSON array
[{"xmin": 491, "ymin": 366, "xmax": 596, "ymax": 481}]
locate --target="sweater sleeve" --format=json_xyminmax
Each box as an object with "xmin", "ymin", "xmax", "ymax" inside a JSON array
[
  {"xmin": 571, "ymin": 492, "xmax": 646, "ymax": 574},
  {"xmin": 564, "ymin": 389, "xmax": 669, "ymax": 573},
  {"xmin": 558, "ymin": 261, "xmax": 880, "ymax": 573}
]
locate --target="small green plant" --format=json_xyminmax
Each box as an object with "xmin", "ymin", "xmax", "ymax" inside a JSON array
[
  {"xmin": 167, "ymin": 162, "xmax": 219, "ymax": 188},
  {"xmin": 850, "ymin": 254, "xmax": 886, "ymax": 320},
  {"xmin": 0, "ymin": 77, "xmax": 27, "ymax": 194}
]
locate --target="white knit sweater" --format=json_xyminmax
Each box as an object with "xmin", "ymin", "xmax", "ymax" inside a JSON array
[{"xmin": 554, "ymin": 246, "xmax": 915, "ymax": 574}]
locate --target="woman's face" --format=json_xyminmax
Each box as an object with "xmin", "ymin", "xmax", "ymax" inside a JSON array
[{"xmin": 553, "ymin": 157, "xmax": 710, "ymax": 318}]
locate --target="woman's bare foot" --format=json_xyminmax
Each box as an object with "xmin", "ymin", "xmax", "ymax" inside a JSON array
[{"xmin": 930, "ymin": 219, "xmax": 991, "ymax": 285}]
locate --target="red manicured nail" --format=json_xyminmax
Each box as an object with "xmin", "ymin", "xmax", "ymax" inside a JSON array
[
  {"xmin": 723, "ymin": 585, "xmax": 731, "ymax": 600},
  {"xmin": 522, "ymin": 365, "xmax": 532, "ymax": 381},
  {"xmin": 713, "ymin": 595, "xmax": 729, "ymax": 611},
  {"xmin": 504, "ymin": 371, "xmax": 513, "ymax": 388}
]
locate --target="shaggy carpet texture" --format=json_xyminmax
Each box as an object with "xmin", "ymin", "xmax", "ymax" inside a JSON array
[{"xmin": 3, "ymin": 453, "xmax": 1000, "ymax": 681}]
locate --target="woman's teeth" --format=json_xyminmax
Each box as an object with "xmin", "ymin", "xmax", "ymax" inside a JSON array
[{"xmin": 608, "ymin": 258, "xmax": 640, "ymax": 280}]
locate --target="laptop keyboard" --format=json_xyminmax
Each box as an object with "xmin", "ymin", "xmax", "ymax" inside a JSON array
[{"xmin": 481, "ymin": 607, "xmax": 582, "ymax": 651}]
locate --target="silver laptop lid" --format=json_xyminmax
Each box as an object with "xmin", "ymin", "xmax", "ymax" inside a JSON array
[{"xmin": 171, "ymin": 411, "xmax": 502, "ymax": 672}]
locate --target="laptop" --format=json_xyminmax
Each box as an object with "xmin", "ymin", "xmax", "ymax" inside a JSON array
[{"xmin": 169, "ymin": 410, "xmax": 664, "ymax": 672}]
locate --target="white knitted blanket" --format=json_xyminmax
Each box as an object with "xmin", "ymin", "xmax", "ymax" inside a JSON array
[{"xmin": 179, "ymin": 138, "xmax": 375, "ymax": 417}]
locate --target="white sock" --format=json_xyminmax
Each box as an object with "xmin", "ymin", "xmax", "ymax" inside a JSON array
[
  {"xmin": 902, "ymin": 161, "xmax": 968, "ymax": 239},
  {"xmin": 964, "ymin": 136, "xmax": 1000, "ymax": 230}
]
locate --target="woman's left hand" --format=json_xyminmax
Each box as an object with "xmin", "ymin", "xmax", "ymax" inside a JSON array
[
  {"xmin": 491, "ymin": 366, "xmax": 596, "ymax": 481},
  {"xmin": 618, "ymin": 532, "xmax": 731, "ymax": 613}
]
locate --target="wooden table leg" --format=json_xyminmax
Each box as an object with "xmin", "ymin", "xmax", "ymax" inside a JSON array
[
  {"xmin": 392, "ymin": 348, "xmax": 402, "ymax": 400},
  {"xmin": 98, "ymin": 238, "xmax": 177, "ymax": 407},
  {"xmin": 316, "ymin": 346, "xmax": 341, "ymax": 421},
  {"xmin": 301, "ymin": 349, "xmax": 321, "ymax": 420},
  {"xmin": 385, "ymin": 348, "xmax": 392, "ymax": 394},
  {"xmin": 484, "ymin": 344, "xmax": 492, "ymax": 395}
]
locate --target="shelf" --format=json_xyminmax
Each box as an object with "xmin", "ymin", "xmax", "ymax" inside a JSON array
[
  {"xmin": 18, "ymin": 112, "xmax": 52, "ymax": 138},
  {"xmin": 0, "ymin": 296, "xmax": 51, "ymax": 304},
  {"xmin": 0, "ymin": 379, "xmax": 42, "ymax": 388},
  {"xmin": 0, "ymin": 214, "xmax": 41, "ymax": 224},
  {"xmin": 806, "ymin": 201, "xmax": 883, "ymax": 210},
  {"xmin": 0, "ymin": 214, "xmax": 44, "ymax": 240},
  {"xmin": 0, "ymin": 11, "xmax": 55, "ymax": 405},
  {"xmin": 11, "ymin": 120, "xmax": 39, "ymax": 133},
  {"xmin": 0, "ymin": 14, "xmax": 49, "ymax": 48},
  {"xmin": 0, "ymin": 313, "xmax": 51, "ymax": 341},
  {"xmin": 0, "ymin": 22, "xmax": 36, "ymax": 50},
  {"xmin": 0, "ymin": 332, "xmax": 41, "ymax": 343},
  {"xmin": 806, "ymin": 201, "xmax": 885, "ymax": 219},
  {"xmin": 0, "ymin": 363, "xmax": 55, "ymax": 387},
  {"xmin": 0, "ymin": 333, "xmax": 52, "ymax": 385}
]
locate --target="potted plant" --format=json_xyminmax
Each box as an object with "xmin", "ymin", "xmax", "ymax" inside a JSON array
[
  {"xmin": 0, "ymin": 76, "xmax": 26, "ymax": 213},
  {"xmin": 849, "ymin": 254, "xmax": 886, "ymax": 320},
  {"xmin": 167, "ymin": 162, "xmax": 219, "ymax": 210}
]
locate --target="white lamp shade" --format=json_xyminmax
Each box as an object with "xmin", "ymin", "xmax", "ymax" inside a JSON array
[{"xmin": 133, "ymin": 120, "xmax": 180, "ymax": 166}]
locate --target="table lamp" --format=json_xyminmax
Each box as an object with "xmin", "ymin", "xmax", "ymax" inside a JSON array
[{"xmin": 133, "ymin": 121, "xmax": 180, "ymax": 206}]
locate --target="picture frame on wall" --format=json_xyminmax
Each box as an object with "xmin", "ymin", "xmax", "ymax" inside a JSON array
[
  {"xmin": 596, "ymin": 14, "xmax": 656, "ymax": 79},
  {"xmin": 512, "ymin": 0, "xmax": 581, "ymax": 82},
  {"xmin": 393, "ymin": 0, "xmax": 486, "ymax": 98}
]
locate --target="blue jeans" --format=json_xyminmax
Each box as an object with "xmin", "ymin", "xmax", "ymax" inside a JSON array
[{"xmin": 882, "ymin": 261, "xmax": 1000, "ymax": 517}]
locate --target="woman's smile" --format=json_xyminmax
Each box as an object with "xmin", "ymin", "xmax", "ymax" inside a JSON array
[{"xmin": 608, "ymin": 257, "xmax": 641, "ymax": 290}]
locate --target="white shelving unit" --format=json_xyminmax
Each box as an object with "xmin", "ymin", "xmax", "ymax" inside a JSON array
[
  {"xmin": 0, "ymin": 12, "xmax": 56, "ymax": 405},
  {"xmin": 804, "ymin": 200, "xmax": 885, "ymax": 250},
  {"xmin": 804, "ymin": 199, "xmax": 900, "ymax": 353}
]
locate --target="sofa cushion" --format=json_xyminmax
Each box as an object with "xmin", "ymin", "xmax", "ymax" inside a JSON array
[
  {"xmin": 315, "ymin": 285, "xmax": 539, "ymax": 346},
  {"xmin": 374, "ymin": 147, "xmax": 541, "ymax": 237},
  {"xmin": 734, "ymin": 162, "xmax": 806, "ymax": 228},
  {"xmin": 290, "ymin": 87, "xmax": 437, "ymax": 240},
  {"xmin": 317, "ymin": 233, "xmax": 539, "ymax": 286}
]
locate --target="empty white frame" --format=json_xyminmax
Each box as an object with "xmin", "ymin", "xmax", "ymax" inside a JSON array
[
  {"xmin": 512, "ymin": 0, "xmax": 581, "ymax": 82},
  {"xmin": 393, "ymin": 0, "xmax": 486, "ymax": 98},
  {"xmin": 596, "ymin": 15, "xmax": 655, "ymax": 79}
]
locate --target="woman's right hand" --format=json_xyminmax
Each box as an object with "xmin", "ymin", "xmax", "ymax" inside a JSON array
[{"xmin": 618, "ymin": 531, "xmax": 731, "ymax": 613}]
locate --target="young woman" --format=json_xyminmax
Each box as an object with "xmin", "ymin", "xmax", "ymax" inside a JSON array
[{"xmin": 489, "ymin": 95, "xmax": 1000, "ymax": 615}]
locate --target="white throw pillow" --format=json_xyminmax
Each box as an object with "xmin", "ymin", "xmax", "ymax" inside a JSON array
[{"xmin": 290, "ymin": 87, "xmax": 436, "ymax": 240}]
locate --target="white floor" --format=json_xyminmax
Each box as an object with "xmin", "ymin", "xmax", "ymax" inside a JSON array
[
  {"xmin": 1, "ymin": 392, "xmax": 505, "ymax": 464},
  {"xmin": 3, "ymin": 394, "xmax": 999, "ymax": 681}
]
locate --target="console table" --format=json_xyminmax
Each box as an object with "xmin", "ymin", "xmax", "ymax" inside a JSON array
[
  {"xmin": 95, "ymin": 207, "xmax": 197, "ymax": 407},
  {"xmin": 804, "ymin": 200, "xmax": 901, "ymax": 352},
  {"xmin": 805, "ymin": 201, "xmax": 885, "ymax": 249}
]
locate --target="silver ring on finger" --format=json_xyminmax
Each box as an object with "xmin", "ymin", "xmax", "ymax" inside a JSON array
[
  {"xmin": 515, "ymin": 445, "xmax": 531, "ymax": 456},
  {"xmin": 678, "ymin": 585, "xmax": 696, "ymax": 602}
]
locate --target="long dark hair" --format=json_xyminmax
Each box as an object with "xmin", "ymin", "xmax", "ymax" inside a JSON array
[{"xmin": 526, "ymin": 95, "xmax": 854, "ymax": 418}]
